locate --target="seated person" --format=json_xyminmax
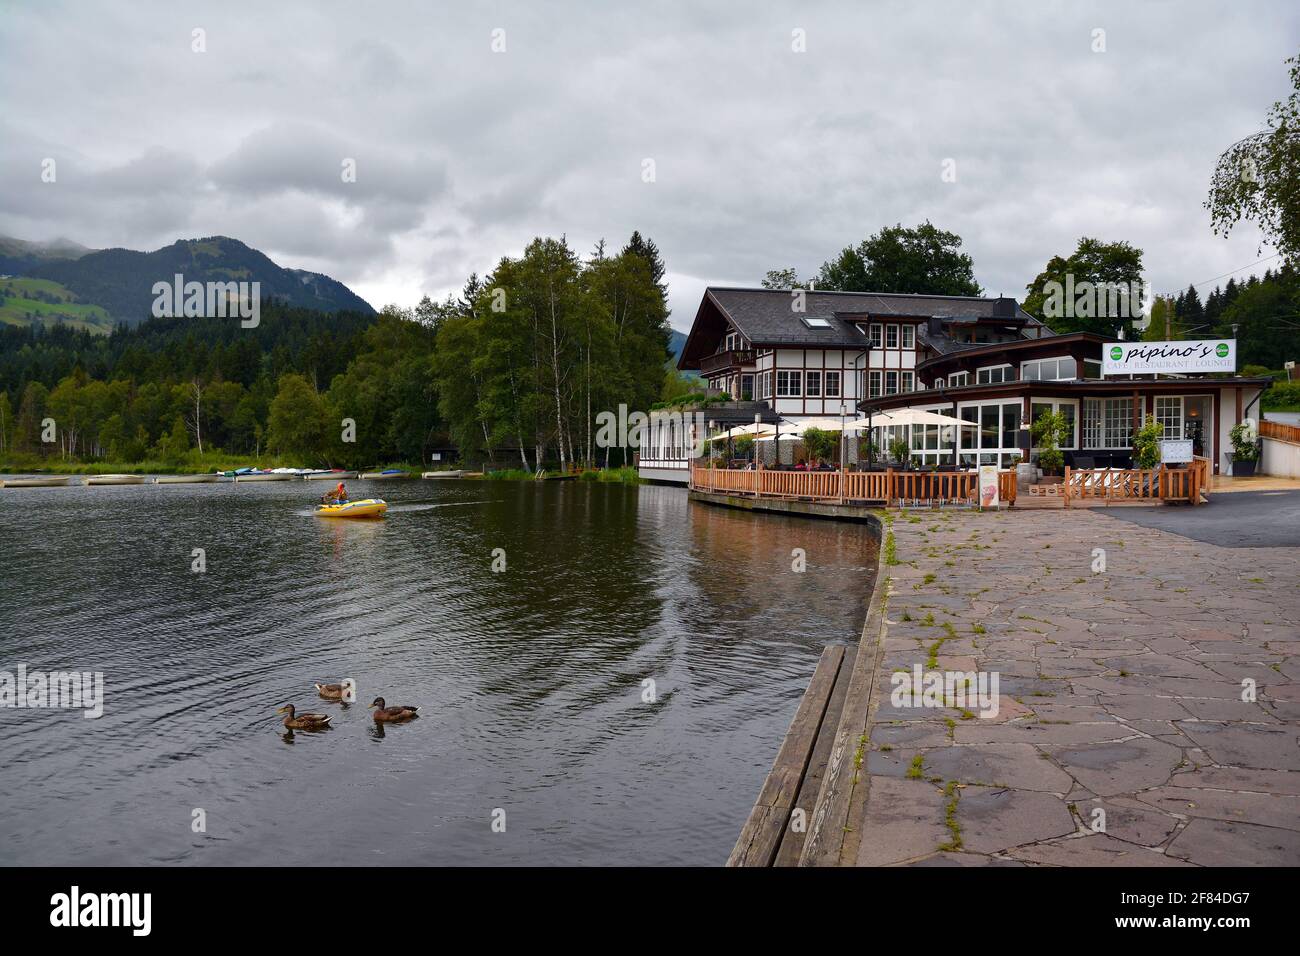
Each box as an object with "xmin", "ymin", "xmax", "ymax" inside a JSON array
[{"xmin": 322, "ymin": 482, "xmax": 349, "ymax": 504}]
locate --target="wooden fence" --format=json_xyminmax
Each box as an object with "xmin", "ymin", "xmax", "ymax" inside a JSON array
[
  {"xmin": 1063, "ymin": 456, "xmax": 1207, "ymax": 506},
  {"xmin": 689, "ymin": 464, "xmax": 1016, "ymax": 508},
  {"xmin": 1261, "ymin": 419, "xmax": 1300, "ymax": 445}
]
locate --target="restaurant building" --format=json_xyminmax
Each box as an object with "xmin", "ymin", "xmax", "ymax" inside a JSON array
[{"xmin": 643, "ymin": 286, "xmax": 1268, "ymax": 483}]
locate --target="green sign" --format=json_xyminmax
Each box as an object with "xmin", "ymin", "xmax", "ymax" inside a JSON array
[
  {"xmin": 1216, "ymin": 343, "xmax": 1229, "ymax": 357},
  {"xmin": 1110, "ymin": 346, "xmax": 1123, "ymax": 361}
]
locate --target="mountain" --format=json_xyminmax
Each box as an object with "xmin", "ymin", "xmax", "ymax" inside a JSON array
[
  {"xmin": 0, "ymin": 236, "xmax": 95, "ymax": 276},
  {"xmin": 5, "ymin": 235, "xmax": 373, "ymax": 327},
  {"xmin": 669, "ymin": 328, "xmax": 687, "ymax": 360}
]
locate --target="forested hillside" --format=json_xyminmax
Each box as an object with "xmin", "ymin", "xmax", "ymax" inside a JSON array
[{"xmin": 0, "ymin": 232, "xmax": 672, "ymax": 471}]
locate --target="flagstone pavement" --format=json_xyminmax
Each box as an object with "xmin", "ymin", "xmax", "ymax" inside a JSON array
[{"xmin": 855, "ymin": 507, "xmax": 1300, "ymax": 866}]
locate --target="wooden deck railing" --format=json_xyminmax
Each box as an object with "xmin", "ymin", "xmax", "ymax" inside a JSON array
[
  {"xmin": 1063, "ymin": 461, "xmax": 1205, "ymax": 507},
  {"xmin": 689, "ymin": 464, "xmax": 1016, "ymax": 507},
  {"xmin": 1262, "ymin": 420, "xmax": 1300, "ymax": 445}
]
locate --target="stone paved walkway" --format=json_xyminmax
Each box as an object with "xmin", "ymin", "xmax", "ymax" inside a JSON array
[{"xmin": 855, "ymin": 508, "xmax": 1300, "ymax": 866}]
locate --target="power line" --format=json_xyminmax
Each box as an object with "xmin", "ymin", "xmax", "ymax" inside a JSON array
[{"xmin": 1158, "ymin": 252, "xmax": 1282, "ymax": 297}]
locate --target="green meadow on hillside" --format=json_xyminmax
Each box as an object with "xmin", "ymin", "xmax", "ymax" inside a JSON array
[{"xmin": 0, "ymin": 276, "xmax": 115, "ymax": 333}]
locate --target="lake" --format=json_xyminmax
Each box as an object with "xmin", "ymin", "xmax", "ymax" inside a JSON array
[{"xmin": 0, "ymin": 477, "xmax": 876, "ymax": 865}]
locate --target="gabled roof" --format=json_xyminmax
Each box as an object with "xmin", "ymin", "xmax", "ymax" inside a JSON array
[{"xmin": 679, "ymin": 287, "xmax": 1049, "ymax": 369}]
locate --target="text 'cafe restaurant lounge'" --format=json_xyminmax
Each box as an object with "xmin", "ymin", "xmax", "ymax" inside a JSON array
[{"xmin": 863, "ymin": 334, "xmax": 1267, "ymax": 475}]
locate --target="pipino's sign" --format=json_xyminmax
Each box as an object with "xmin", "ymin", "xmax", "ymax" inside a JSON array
[{"xmin": 1103, "ymin": 340, "xmax": 1236, "ymax": 375}]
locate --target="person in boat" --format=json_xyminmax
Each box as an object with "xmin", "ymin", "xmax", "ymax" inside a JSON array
[{"xmin": 322, "ymin": 481, "xmax": 349, "ymax": 504}]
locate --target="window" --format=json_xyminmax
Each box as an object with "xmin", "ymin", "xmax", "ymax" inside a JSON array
[
  {"xmin": 1031, "ymin": 401, "xmax": 1077, "ymax": 449},
  {"xmin": 1155, "ymin": 396, "xmax": 1182, "ymax": 439},
  {"xmin": 1082, "ymin": 398, "xmax": 1101, "ymax": 447},
  {"xmin": 1104, "ymin": 399, "xmax": 1133, "ymax": 448},
  {"xmin": 801, "ymin": 316, "xmax": 832, "ymax": 330},
  {"xmin": 947, "ymin": 371, "xmax": 969, "ymax": 387},
  {"xmin": 1083, "ymin": 360, "xmax": 1102, "ymax": 380},
  {"xmin": 960, "ymin": 406, "xmax": 979, "ymax": 448},
  {"xmin": 869, "ymin": 370, "xmax": 882, "ymax": 397},
  {"xmin": 885, "ymin": 325, "xmax": 899, "ymax": 349},
  {"xmin": 869, "ymin": 324, "xmax": 883, "ymax": 348},
  {"xmin": 805, "ymin": 370, "xmax": 822, "ymax": 397},
  {"xmin": 900, "ymin": 371, "xmax": 914, "ymax": 393},
  {"xmin": 758, "ymin": 371, "xmax": 772, "ymax": 399},
  {"xmin": 776, "ymin": 370, "xmax": 801, "ymax": 397},
  {"xmin": 1083, "ymin": 397, "xmax": 1135, "ymax": 448},
  {"xmin": 885, "ymin": 371, "xmax": 899, "ymax": 395},
  {"xmin": 1021, "ymin": 357, "xmax": 1078, "ymax": 381},
  {"xmin": 901, "ymin": 325, "xmax": 915, "ymax": 349},
  {"xmin": 1001, "ymin": 404, "xmax": 1021, "ymax": 450},
  {"xmin": 934, "ymin": 377, "xmax": 945, "ymax": 389},
  {"xmin": 977, "ymin": 365, "xmax": 1011, "ymax": 384},
  {"xmin": 824, "ymin": 371, "xmax": 841, "ymax": 397},
  {"xmin": 741, "ymin": 373, "xmax": 754, "ymax": 401},
  {"xmin": 981, "ymin": 404, "xmax": 1000, "ymax": 449}
]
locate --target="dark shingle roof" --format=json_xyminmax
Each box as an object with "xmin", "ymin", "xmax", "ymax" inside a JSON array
[{"xmin": 705, "ymin": 287, "xmax": 1047, "ymax": 349}]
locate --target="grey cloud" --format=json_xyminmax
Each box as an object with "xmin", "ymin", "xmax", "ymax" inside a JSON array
[{"xmin": 0, "ymin": 0, "xmax": 1295, "ymax": 326}]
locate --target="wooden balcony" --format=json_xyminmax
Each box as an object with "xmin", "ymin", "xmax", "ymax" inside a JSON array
[{"xmin": 699, "ymin": 349, "xmax": 756, "ymax": 375}]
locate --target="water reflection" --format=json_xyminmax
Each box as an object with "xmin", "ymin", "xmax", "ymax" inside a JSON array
[{"xmin": 0, "ymin": 478, "xmax": 875, "ymax": 865}]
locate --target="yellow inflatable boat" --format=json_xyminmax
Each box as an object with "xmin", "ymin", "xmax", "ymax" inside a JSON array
[{"xmin": 314, "ymin": 498, "xmax": 388, "ymax": 519}]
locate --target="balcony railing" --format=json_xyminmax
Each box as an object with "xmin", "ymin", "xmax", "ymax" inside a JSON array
[
  {"xmin": 689, "ymin": 463, "xmax": 1016, "ymax": 507},
  {"xmin": 699, "ymin": 349, "xmax": 756, "ymax": 375}
]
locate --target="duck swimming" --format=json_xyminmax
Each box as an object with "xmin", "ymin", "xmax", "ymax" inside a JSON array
[
  {"xmin": 368, "ymin": 697, "xmax": 419, "ymax": 723},
  {"xmin": 276, "ymin": 704, "xmax": 333, "ymax": 730}
]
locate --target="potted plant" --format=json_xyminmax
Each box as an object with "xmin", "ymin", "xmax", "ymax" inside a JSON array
[
  {"xmin": 889, "ymin": 437, "xmax": 911, "ymax": 469},
  {"xmin": 1229, "ymin": 421, "xmax": 1260, "ymax": 476},
  {"xmin": 734, "ymin": 434, "xmax": 755, "ymax": 464},
  {"xmin": 1132, "ymin": 416, "xmax": 1163, "ymax": 470},
  {"xmin": 801, "ymin": 427, "xmax": 837, "ymax": 469},
  {"xmin": 1031, "ymin": 408, "xmax": 1069, "ymax": 484}
]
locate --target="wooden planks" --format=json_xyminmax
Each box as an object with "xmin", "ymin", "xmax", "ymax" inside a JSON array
[
  {"xmin": 727, "ymin": 644, "xmax": 852, "ymax": 867},
  {"xmin": 773, "ymin": 646, "xmax": 857, "ymax": 866}
]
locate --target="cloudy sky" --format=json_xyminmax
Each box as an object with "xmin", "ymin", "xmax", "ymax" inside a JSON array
[{"xmin": 1, "ymin": 1, "xmax": 1295, "ymax": 329}]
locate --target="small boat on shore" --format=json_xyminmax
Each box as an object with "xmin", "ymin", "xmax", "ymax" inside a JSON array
[
  {"xmin": 422, "ymin": 470, "xmax": 464, "ymax": 479},
  {"xmin": 1, "ymin": 475, "xmax": 74, "ymax": 488},
  {"xmin": 314, "ymin": 498, "xmax": 387, "ymax": 519},
  {"xmin": 360, "ymin": 470, "xmax": 412, "ymax": 480},
  {"xmin": 85, "ymin": 474, "xmax": 146, "ymax": 485},
  {"xmin": 156, "ymin": 474, "xmax": 220, "ymax": 484},
  {"xmin": 306, "ymin": 470, "xmax": 358, "ymax": 480}
]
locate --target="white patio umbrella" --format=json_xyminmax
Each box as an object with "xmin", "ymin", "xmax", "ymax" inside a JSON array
[
  {"xmin": 710, "ymin": 422, "xmax": 778, "ymax": 440},
  {"xmin": 846, "ymin": 408, "xmax": 970, "ymax": 429},
  {"xmin": 782, "ymin": 417, "xmax": 846, "ymax": 432},
  {"xmin": 754, "ymin": 431, "xmax": 806, "ymax": 442}
]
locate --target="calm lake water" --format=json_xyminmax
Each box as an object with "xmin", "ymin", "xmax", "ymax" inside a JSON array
[{"xmin": 0, "ymin": 477, "xmax": 875, "ymax": 865}]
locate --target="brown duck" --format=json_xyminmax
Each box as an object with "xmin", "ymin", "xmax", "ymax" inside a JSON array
[
  {"xmin": 314, "ymin": 680, "xmax": 353, "ymax": 700},
  {"xmin": 276, "ymin": 704, "xmax": 333, "ymax": 730},
  {"xmin": 369, "ymin": 697, "xmax": 420, "ymax": 723}
]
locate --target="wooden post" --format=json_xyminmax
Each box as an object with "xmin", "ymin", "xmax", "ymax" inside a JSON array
[
  {"xmin": 1064, "ymin": 465, "xmax": 1071, "ymax": 508},
  {"xmin": 886, "ymin": 467, "xmax": 894, "ymax": 508}
]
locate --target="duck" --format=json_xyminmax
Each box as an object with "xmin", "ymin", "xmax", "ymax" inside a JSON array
[
  {"xmin": 369, "ymin": 697, "xmax": 419, "ymax": 723},
  {"xmin": 276, "ymin": 704, "xmax": 333, "ymax": 730},
  {"xmin": 314, "ymin": 680, "xmax": 353, "ymax": 700}
]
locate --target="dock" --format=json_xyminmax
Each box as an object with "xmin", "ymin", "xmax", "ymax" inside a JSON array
[{"xmin": 727, "ymin": 645, "xmax": 858, "ymax": 866}]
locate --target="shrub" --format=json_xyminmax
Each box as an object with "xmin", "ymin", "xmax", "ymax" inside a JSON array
[
  {"xmin": 801, "ymin": 426, "xmax": 837, "ymax": 465},
  {"xmin": 1132, "ymin": 415, "xmax": 1163, "ymax": 469},
  {"xmin": 1031, "ymin": 408, "xmax": 1069, "ymax": 474},
  {"xmin": 1230, "ymin": 421, "xmax": 1260, "ymax": 461}
]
